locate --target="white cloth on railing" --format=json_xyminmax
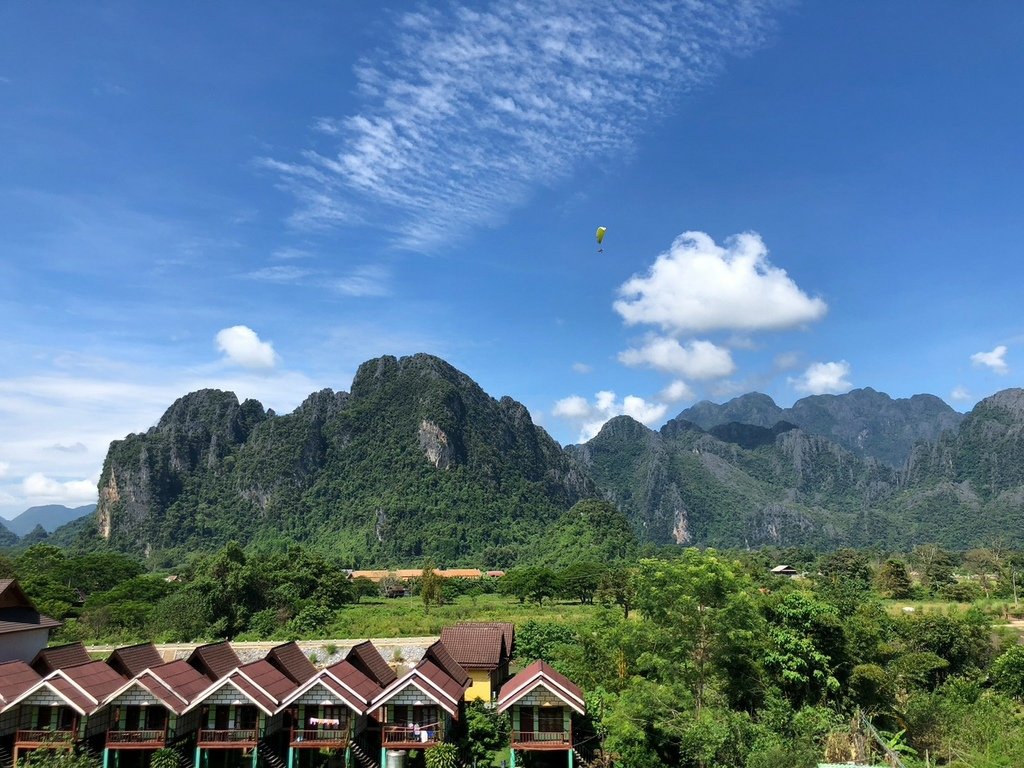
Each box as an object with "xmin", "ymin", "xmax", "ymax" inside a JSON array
[{"xmin": 308, "ymin": 718, "xmax": 341, "ymax": 726}]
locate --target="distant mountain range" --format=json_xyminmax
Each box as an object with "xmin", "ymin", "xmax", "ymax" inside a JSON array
[
  {"xmin": 1, "ymin": 504, "xmax": 96, "ymax": 538},
  {"xmin": 75, "ymin": 353, "xmax": 1024, "ymax": 560}
]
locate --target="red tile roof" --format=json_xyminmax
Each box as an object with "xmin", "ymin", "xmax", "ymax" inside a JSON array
[
  {"xmin": 107, "ymin": 643, "xmax": 164, "ymax": 677},
  {"xmin": 422, "ymin": 641, "xmax": 470, "ymax": 688},
  {"xmin": 345, "ymin": 641, "xmax": 397, "ymax": 687},
  {"xmin": 187, "ymin": 641, "xmax": 240, "ymax": 680},
  {"xmin": 266, "ymin": 641, "xmax": 317, "ymax": 685},
  {"xmin": 31, "ymin": 642, "xmax": 91, "ymax": 674},
  {"xmin": 326, "ymin": 659, "xmax": 383, "ymax": 703},
  {"xmin": 239, "ymin": 659, "xmax": 297, "ymax": 703},
  {"xmin": 497, "ymin": 660, "xmax": 585, "ymax": 715},
  {"xmin": 150, "ymin": 659, "xmax": 211, "ymax": 701},
  {"xmin": 465, "ymin": 621, "xmax": 515, "ymax": 658},
  {"xmin": 440, "ymin": 625, "xmax": 505, "ymax": 670},
  {"xmin": 0, "ymin": 660, "xmax": 41, "ymax": 703},
  {"xmin": 106, "ymin": 674, "xmax": 186, "ymax": 715},
  {"xmin": 62, "ymin": 660, "xmax": 127, "ymax": 702}
]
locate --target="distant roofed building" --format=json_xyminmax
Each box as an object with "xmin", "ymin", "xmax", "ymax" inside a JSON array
[
  {"xmin": 0, "ymin": 579, "xmax": 62, "ymax": 664},
  {"xmin": 440, "ymin": 622, "xmax": 513, "ymax": 701}
]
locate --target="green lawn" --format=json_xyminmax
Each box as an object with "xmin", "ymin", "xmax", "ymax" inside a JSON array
[{"xmin": 325, "ymin": 592, "xmax": 598, "ymax": 638}]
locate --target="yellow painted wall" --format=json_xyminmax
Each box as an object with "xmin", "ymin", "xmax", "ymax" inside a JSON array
[{"xmin": 465, "ymin": 669, "xmax": 493, "ymax": 701}]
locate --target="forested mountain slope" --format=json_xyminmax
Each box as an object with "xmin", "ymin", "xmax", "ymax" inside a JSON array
[
  {"xmin": 95, "ymin": 354, "xmax": 592, "ymax": 563},
  {"xmin": 678, "ymin": 387, "xmax": 964, "ymax": 467},
  {"xmin": 88, "ymin": 353, "xmax": 1024, "ymax": 561}
]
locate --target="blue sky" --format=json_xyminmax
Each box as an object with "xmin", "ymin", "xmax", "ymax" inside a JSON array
[{"xmin": 1, "ymin": 1, "xmax": 1022, "ymax": 518}]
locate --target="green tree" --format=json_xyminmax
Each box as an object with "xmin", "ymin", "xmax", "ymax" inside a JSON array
[
  {"xmin": 876, "ymin": 559, "xmax": 913, "ymax": 599},
  {"xmin": 460, "ymin": 702, "xmax": 508, "ymax": 765},
  {"xmin": 991, "ymin": 645, "xmax": 1024, "ymax": 700},
  {"xmin": 420, "ymin": 561, "xmax": 443, "ymax": 614}
]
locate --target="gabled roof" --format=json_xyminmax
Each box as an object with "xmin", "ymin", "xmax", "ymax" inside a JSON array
[
  {"xmin": 183, "ymin": 670, "xmax": 276, "ymax": 716},
  {"xmin": 370, "ymin": 642, "xmax": 469, "ymax": 719},
  {"xmin": 0, "ymin": 579, "xmax": 34, "ymax": 610},
  {"xmin": 187, "ymin": 641, "xmax": 241, "ymax": 680},
  {"xmin": 440, "ymin": 624, "xmax": 506, "ymax": 670},
  {"xmin": 497, "ymin": 660, "xmax": 584, "ymax": 715},
  {"xmin": 0, "ymin": 580, "xmax": 61, "ymax": 637},
  {"xmin": 277, "ymin": 661, "xmax": 380, "ymax": 715},
  {"xmin": 345, "ymin": 641, "xmax": 397, "ymax": 687},
  {"xmin": 61, "ymin": 661, "xmax": 127, "ymax": 703},
  {"xmin": 31, "ymin": 642, "xmax": 91, "ymax": 674},
  {"xmin": 0, "ymin": 660, "xmax": 42, "ymax": 704},
  {"xmin": 422, "ymin": 641, "xmax": 470, "ymax": 688},
  {"xmin": 103, "ymin": 674, "xmax": 188, "ymax": 715},
  {"xmin": 149, "ymin": 660, "xmax": 212, "ymax": 702},
  {"xmin": 266, "ymin": 641, "xmax": 317, "ymax": 685},
  {"xmin": 326, "ymin": 659, "xmax": 383, "ymax": 703},
  {"xmin": 8, "ymin": 661, "xmax": 124, "ymax": 716},
  {"xmin": 466, "ymin": 622, "xmax": 515, "ymax": 657},
  {"xmin": 238, "ymin": 659, "xmax": 297, "ymax": 703},
  {"xmin": 107, "ymin": 643, "xmax": 165, "ymax": 678}
]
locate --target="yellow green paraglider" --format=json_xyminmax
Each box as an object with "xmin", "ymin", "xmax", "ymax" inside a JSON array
[{"xmin": 596, "ymin": 226, "xmax": 607, "ymax": 252}]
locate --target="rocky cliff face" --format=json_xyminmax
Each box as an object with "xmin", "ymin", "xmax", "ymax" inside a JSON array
[
  {"xmin": 94, "ymin": 354, "xmax": 591, "ymax": 561},
  {"xmin": 677, "ymin": 388, "xmax": 964, "ymax": 467}
]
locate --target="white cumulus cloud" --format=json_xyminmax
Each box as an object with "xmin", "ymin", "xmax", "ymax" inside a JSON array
[
  {"xmin": 0, "ymin": 461, "xmax": 9, "ymax": 479},
  {"xmin": 971, "ymin": 345, "xmax": 1008, "ymax": 374},
  {"xmin": 553, "ymin": 390, "xmax": 668, "ymax": 442},
  {"xmin": 950, "ymin": 385, "xmax": 971, "ymax": 402},
  {"xmin": 571, "ymin": 362, "xmax": 592, "ymax": 374},
  {"xmin": 215, "ymin": 326, "xmax": 279, "ymax": 370},
  {"xmin": 660, "ymin": 380, "xmax": 695, "ymax": 404},
  {"xmin": 21, "ymin": 472, "xmax": 98, "ymax": 505},
  {"xmin": 553, "ymin": 395, "xmax": 590, "ymax": 419},
  {"xmin": 619, "ymin": 336, "xmax": 735, "ymax": 380},
  {"xmin": 614, "ymin": 231, "xmax": 827, "ymax": 334},
  {"xmin": 790, "ymin": 361, "xmax": 852, "ymax": 395}
]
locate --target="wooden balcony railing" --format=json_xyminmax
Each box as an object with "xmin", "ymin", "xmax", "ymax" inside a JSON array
[
  {"xmin": 289, "ymin": 728, "xmax": 349, "ymax": 748},
  {"xmin": 510, "ymin": 730, "xmax": 571, "ymax": 749},
  {"xmin": 382, "ymin": 722, "xmax": 443, "ymax": 746},
  {"xmin": 15, "ymin": 730, "xmax": 75, "ymax": 748},
  {"xmin": 197, "ymin": 729, "xmax": 259, "ymax": 748},
  {"xmin": 106, "ymin": 729, "xmax": 168, "ymax": 748}
]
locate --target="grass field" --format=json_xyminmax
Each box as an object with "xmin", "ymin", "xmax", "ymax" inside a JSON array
[{"xmin": 325, "ymin": 592, "xmax": 598, "ymax": 638}]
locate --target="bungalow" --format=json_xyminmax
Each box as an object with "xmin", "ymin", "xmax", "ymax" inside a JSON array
[
  {"xmin": 5, "ymin": 653, "xmax": 126, "ymax": 764},
  {"xmin": 277, "ymin": 642, "xmax": 393, "ymax": 768},
  {"xmin": 0, "ymin": 580, "xmax": 61, "ymax": 664},
  {"xmin": 370, "ymin": 641, "xmax": 469, "ymax": 765},
  {"xmin": 439, "ymin": 622, "xmax": 513, "ymax": 702},
  {"xmin": 0, "ymin": 660, "xmax": 43, "ymax": 759},
  {"xmin": 497, "ymin": 661, "xmax": 585, "ymax": 768},
  {"xmin": 99, "ymin": 645, "xmax": 211, "ymax": 768},
  {"xmin": 183, "ymin": 643, "xmax": 310, "ymax": 768}
]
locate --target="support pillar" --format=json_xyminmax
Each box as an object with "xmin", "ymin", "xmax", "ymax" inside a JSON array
[
  {"xmin": 288, "ymin": 747, "xmax": 295, "ymax": 768},
  {"xmin": 103, "ymin": 749, "xmax": 110, "ymax": 768},
  {"xmin": 508, "ymin": 749, "xmax": 515, "ymax": 768},
  {"xmin": 252, "ymin": 746, "xmax": 259, "ymax": 768},
  {"xmin": 194, "ymin": 746, "xmax": 202, "ymax": 768},
  {"xmin": 568, "ymin": 747, "xmax": 574, "ymax": 768}
]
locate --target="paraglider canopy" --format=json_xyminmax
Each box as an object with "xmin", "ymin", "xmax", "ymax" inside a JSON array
[{"xmin": 596, "ymin": 226, "xmax": 606, "ymax": 252}]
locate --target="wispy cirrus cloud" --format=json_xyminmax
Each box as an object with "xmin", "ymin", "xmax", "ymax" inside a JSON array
[{"xmin": 264, "ymin": 0, "xmax": 783, "ymax": 247}]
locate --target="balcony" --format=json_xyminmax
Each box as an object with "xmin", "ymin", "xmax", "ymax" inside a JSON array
[
  {"xmin": 15, "ymin": 730, "xmax": 75, "ymax": 749},
  {"xmin": 510, "ymin": 730, "xmax": 572, "ymax": 750},
  {"xmin": 197, "ymin": 729, "xmax": 259, "ymax": 749},
  {"xmin": 289, "ymin": 728, "xmax": 349, "ymax": 749},
  {"xmin": 381, "ymin": 722, "xmax": 443, "ymax": 748},
  {"xmin": 106, "ymin": 729, "xmax": 168, "ymax": 749}
]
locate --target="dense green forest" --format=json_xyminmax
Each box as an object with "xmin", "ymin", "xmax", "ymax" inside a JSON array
[
  {"xmin": 11, "ymin": 517, "xmax": 1024, "ymax": 767},
  {"xmin": 78, "ymin": 353, "xmax": 1024, "ymax": 562}
]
